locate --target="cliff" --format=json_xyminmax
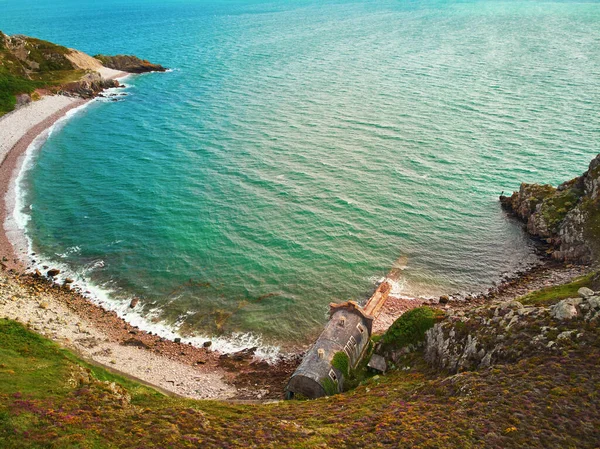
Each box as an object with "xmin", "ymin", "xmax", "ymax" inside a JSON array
[
  {"xmin": 500, "ymin": 154, "xmax": 600, "ymax": 264},
  {"xmin": 93, "ymin": 54, "xmax": 166, "ymax": 73},
  {"xmin": 0, "ymin": 31, "xmax": 165, "ymax": 115}
]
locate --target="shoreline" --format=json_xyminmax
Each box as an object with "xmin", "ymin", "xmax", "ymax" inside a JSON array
[
  {"xmin": 0, "ymin": 89, "xmax": 299, "ymax": 401},
  {"xmin": 0, "ymin": 89, "xmax": 592, "ymax": 401},
  {"xmin": 0, "ymin": 97, "xmax": 87, "ymax": 271}
]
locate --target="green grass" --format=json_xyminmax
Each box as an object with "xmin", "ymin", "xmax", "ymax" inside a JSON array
[
  {"xmin": 539, "ymin": 187, "xmax": 583, "ymax": 234},
  {"xmin": 381, "ymin": 306, "xmax": 444, "ymax": 350},
  {"xmin": 0, "ymin": 68, "xmax": 42, "ymax": 115},
  {"xmin": 0, "ymin": 32, "xmax": 84, "ymax": 116},
  {"xmin": 518, "ymin": 272, "xmax": 596, "ymax": 306}
]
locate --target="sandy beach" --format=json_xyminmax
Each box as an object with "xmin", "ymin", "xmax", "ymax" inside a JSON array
[
  {"xmin": 0, "ymin": 89, "xmax": 299, "ymax": 400},
  {"xmin": 0, "ymin": 96, "xmax": 86, "ymax": 270}
]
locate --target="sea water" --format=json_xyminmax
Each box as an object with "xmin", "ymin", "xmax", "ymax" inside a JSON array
[{"xmin": 1, "ymin": 0, "xmax": 599, "ymax": 350}]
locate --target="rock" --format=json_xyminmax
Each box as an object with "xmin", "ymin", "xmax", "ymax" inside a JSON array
[
  {"xmin": 439, "ymin": 295, "xmax": 449, "ymax": 304},
  {"xmin": 557, "ymin": 330, "xmax": 576, "ymax": 340},
  {"xmin": 15, "ymin": 93, "xmax": 31, "ymax": 108},
  {"xmin": 500, "ymin": 154, "xmax": 600, "ymax": 264},
  {"xmin": 367, "ymin": 354, "xmax": 387, "ymax": 373},
  {"xmin": 47, "ymin": 269, "xmax": 60, "ymax": 277},
  {"xmin": 94, "ymin": 54, "xmax": 167, "ymax": 73},
  {"xmin": 550, "ymin": 298, "xmax": 580, "ymax": 320},
  {"xmin": 203, "ymin": 341, "xmax": 212, "ymax": 348},
  {"xmin": 578, "ymin": 287, "xmax": 595, "ymax": 299},
  {"xmin": 174, "ymin": 337, "xmax": 181, "ymax": 343},
  {"xmin": 129, "ymin": 297, "xmax": 139, "ymax": 308},
  {"xmin": 39, "ymin": 301, "xmax": 49, "ymax": 309},
  {"xmin": 479, "ymin": 352, "xmax": 492, "ymax": 368},
  {"xmin": 122, "ymin": 338, "xmax": 149, "ymax": 349},
  {"xmin": 501, "ymin": 300, "xmax": 524, "ymax": 310},
  {"xmin": 587, "ymin": 297, "xmax": 600, "ymax": 310}
]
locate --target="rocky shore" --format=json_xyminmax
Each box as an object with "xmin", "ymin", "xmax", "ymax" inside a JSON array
[
  {"xmin": 500, "ymin": 153, "xmax": 600, "ymax": 264},
  {"xmin": 2, "ymin": 31, "xmax": 598, "ymax": 404},
  {"xmin": 0, "ymin": 269, "xmax": 300, "ymax": 400}
]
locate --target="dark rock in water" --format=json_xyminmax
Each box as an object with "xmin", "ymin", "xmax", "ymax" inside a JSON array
[
  {"xmin": 129, "ymin": 298, "xmax": 139, "ymax": 308},
  {"xmin": 174, "ymin": 337, "xmax": 181, "ymax": 343},
  {"xmin": 64, "ymin": 278, "xmax": 74, "ymax": 284},
  {"xmin": 94, "ymin": 54, "xmax": 167, "ymax": 73},
  {"xmin": 47, "ymin": 269, "xmax": 60, "ymax": 277},
  {"xmin": 203, "ymin": 341, "xmax": 212, "ymax": 348},
  {"xmin": 439, "ymin": 295, "xmax": 449, "ymax": 304}
]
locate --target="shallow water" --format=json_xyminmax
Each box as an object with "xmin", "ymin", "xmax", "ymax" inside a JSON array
[{"xmin": 2, "ymin": 0, "xmax": 599, "ymax": 348}]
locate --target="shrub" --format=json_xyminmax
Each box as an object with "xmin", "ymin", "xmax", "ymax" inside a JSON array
[
  {"xmin": 381, "ymin": 307, "xmax": 442, "ymax": 350},
  {"xmin": 331, "ymin": 352, "xmax": 349, "ymax": 377},
  {"xmin": 321, "ymin": 377, "xmax": 338, "ymax": 396}
]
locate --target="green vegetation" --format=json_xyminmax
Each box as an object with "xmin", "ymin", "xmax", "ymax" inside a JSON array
[
  {"xmin": 0, "ymin": 68, "xmax": 41, "ymax": 115},
  {"xmin": 321, "ymin": 377, "xmax": 338, "ymax": 396},
  {"xmin": 0, "ymin": 31, "xmax": 84, "ymax": 116},
  {"xmin": 381, "ymin": 306, "xmax": 443, "ymax": 350},
  {"xmin": 525, "ymin": 184, "xmax": 556, "ymax": 211},
  {"xmin": 518, "ymin": 272, "xmax": 596, "ymax": 306},
  {"xmin": 2, "ymin": 310, "xmax": 600, "ymax": 448},
  {"xmin": 331, "ymin": 351, "xmax": 349, "ymax": 377},
  {"xmin": 539, "ymin": 186, "xmax": 583, "ymax": 234}
]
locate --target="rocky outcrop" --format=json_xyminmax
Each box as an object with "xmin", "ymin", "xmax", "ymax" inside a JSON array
[
  {"xmin": 93, "ymin": 54, "xmax": 167, "ymax": 73},
  {"xmin": 60, "ymin": 71, "xmax": 119, "ymax": 98},
  {"xmin": 0, "ymin": 30, "xmax": 166, "ymax": 115},
  {"xmin": 500, "ymin": 154, "xmax": 600, "ymax": 264},
  {"xmin": 0, "ymin": 32, "xmax": 74, "ymax": 77},
  {"xmin": 424, "ymin": 287, "xmax": 600, "ymax": 373}
]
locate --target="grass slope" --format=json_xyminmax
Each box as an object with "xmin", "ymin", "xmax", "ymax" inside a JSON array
[
  {"xmin": 1, "ymin": 293, "xmax": 599, "ymax": 449},
  {"xmin": 0, "ymin": 32, "xmax": 84, "ymax": 116}
]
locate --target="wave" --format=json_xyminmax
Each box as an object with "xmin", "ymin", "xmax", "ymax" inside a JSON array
[{"xmin": 8, "ymin": 91, "xmax": 284, "ymax": 363}]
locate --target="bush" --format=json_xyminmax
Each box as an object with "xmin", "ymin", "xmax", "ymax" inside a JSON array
[
  {"xmin": 331, "ymin": 351, "xmax": 349, "ymax": 377},
  {"xmin": 381, "ymin": 307, "xmax": 442, "ymax": 350}
]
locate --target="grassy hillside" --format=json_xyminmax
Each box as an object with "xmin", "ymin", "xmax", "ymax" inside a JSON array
[
  {"xmin": 0, "ymin": 32, "xmax": 84, "ymax": 116},
  {"xmin": 2, "ymin": 275, "xmax": 599, "ymax": 448}
]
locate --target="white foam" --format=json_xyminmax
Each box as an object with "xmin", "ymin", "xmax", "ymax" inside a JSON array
[{"xmin": 8, "ymin": 97, "xmax": 284, "ymax": 361}]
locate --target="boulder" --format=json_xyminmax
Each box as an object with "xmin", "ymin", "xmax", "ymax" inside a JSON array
[
  {"xmin": 587, "ymin": 297, "xmax": 600, "ymax": 310},
  {"xmin": 47, "ymin": 268, "xmax": 60, "ymax": 277},
  {"xmin": 578, "ymin": 287, "xmax": 595, "ymax": 299},
  {"xmin": 550, "ymin": 298, "xmax": 580, "ymax": 320},
  {"xmin": 367, "ymin": 354, "xmax": 387, "ymax": 373}
]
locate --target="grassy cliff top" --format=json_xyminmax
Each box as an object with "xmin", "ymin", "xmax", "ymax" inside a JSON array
[{"xmin": 0, "ymin": 31, "xmax": 85, "ymax": 116}]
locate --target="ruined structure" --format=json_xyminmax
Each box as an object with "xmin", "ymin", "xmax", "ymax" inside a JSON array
[{"xmin": 285, "ymin": 281, "xmax": 391, "ymax": 399}]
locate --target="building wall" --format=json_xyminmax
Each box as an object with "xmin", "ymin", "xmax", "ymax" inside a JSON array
[{"xmin": 286, "ymin": 303, "xmax": 373, "ymax": 399}]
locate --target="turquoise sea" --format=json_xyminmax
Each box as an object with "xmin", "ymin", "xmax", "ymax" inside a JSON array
[{"xmin": 1, "ymin": 0, "xmax": 599, "ymax": 352}]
